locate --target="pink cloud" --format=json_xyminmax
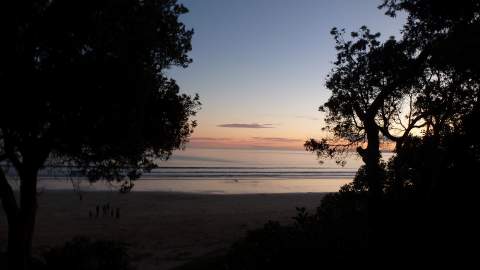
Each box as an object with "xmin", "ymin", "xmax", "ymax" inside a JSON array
[{"xmin": 217, "ymin": 123, "xmax": 274, "ymax": 129}]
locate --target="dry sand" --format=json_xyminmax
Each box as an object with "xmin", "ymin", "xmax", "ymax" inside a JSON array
[{"xmin": 0, "ymin": 191, "xmax": 326, "ymax": 269}]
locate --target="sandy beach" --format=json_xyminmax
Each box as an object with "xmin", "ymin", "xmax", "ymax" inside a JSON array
[{"xmin": 0, "ymin": 191, "xmax": 326, "ymax": 270}]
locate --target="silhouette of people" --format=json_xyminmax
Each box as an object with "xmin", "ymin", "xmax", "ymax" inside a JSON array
[{"xmin": 90, "ymin": 203, "xmax": 121, "ymax": 220}]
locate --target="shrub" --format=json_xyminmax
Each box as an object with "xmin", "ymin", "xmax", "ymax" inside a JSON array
[{"xmin": 42, "ymin": 237, "xmax": 132, "ymax": 270}]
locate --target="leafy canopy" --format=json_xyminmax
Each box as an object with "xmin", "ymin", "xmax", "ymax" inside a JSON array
[{"xmin": 0, "ymin": 0, "xmax": 200, "ymax": 182}]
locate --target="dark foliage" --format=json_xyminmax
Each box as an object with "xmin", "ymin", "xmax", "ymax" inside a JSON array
[
  {"xmin": 0, "ymin": 237, "xmax": 132, "ymax": 270},
  {"xmin": 0, "ymin": 0, "xmax": 200, "ymax": 181},
  {"xmin": 224, "ymin": 106, "xmax": 479, "ymax": 267},
  {"xmin": 225, "ymin": 184, "xmax": 369, "ymax": 268},
  {"xmin": 224, "ymin": 136, "xmax": 477, "ymax": 268},
  {"xmin": 0, "ymin": 1, "xmax": 200, "ymax": 269},
  {"xmin": 41, "ymin": 238, "xmax": 132, "ymax": 270}
]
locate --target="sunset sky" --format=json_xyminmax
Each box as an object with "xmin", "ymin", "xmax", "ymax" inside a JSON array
[{"xmin": 169, "ymin": 0, "xmax": 406, "ymax": 150}]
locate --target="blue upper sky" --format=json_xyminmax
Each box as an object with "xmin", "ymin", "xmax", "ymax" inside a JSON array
[{"xmin": 169, "ymin": 0, "xmax": 406, "ymax": 150}]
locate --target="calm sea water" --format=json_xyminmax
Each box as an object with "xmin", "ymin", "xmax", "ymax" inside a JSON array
[{"xmin": 9, "ymin": 148, "xmax": 381, "ymax": 194}]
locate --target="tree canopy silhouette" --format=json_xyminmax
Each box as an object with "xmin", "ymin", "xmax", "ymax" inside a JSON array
[
  {"xmin": 306, "ymin": 0, "xmax": 480, "ymax": 196},
  {"xmin": 305, "ymin": 27, "xmax": 416, "ymax": 199},
  {"xmin": 0, "ymin": 1, "xmax": 200, "ymax": 269},
  {"xmin": 305, "ymin": 0, "xmax": 480, "ymax": 258}
]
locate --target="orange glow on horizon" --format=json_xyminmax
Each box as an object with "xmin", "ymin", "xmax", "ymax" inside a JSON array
[
  {"xmin": 187, "ymin": 135, "xmax": 396, "ymax": 152},
  {"xmin": 187, "ymin": 136, "xmax": 306, "ymax": 150}
]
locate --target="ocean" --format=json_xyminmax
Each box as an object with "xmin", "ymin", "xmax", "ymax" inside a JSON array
[{"xmin": 9, "ymin": 148, "xmax": 377, "ymax": 194}]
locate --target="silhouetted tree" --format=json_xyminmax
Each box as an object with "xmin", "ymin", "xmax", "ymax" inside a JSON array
[
  {"xmin": 305, "ymin": 27, "xmax": 421, "ymax": 200},
  {"xmin": 0, "ymin": 1, "xmax": 200, "ymax": 269},
  {"xmin": 308, "ymin": 0, "xmax": 480, "ymax": 188},
  {"xmin": 306, "ymin": 0, "xmax": 480, "ymax": 256},
  {"xmin": 303, "ymin": 27, "xmax": 418, "ymax": 252},
  {"xmin": 380, "ymin": 0, "xmax": 480, "ymax": 193}
]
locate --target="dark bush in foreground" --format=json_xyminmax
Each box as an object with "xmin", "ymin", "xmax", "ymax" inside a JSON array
[
  {"xmin": 222, "ymin": 150, "xmax": 477, "ymax": 269},
  {"xmin": 42, "ymin": 237, "xmax": 132, "ymax": 270},
  {"xmin": 225, "ymin": 185, "xmax": 370, "ymax": 269}
]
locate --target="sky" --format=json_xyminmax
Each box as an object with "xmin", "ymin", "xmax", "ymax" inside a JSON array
[{"xmin": 169, "ymin": 0, "xmax": 406, "ymax": 150}]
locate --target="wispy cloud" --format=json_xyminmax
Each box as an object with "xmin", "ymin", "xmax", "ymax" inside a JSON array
[
  {"xmin": 190, "ymin": 137, "xmax": 232, "ymax": 141},
  {"xmin": 217, "ymin": 123, "xmax": 275, "ymax": 129},
  {"xmin": 251, "ymin": 137, "xmax": 303, "ymax": 143},
  {"xmin": 295, "ymin": 115, "xmax": 320, "ymax": 121}
]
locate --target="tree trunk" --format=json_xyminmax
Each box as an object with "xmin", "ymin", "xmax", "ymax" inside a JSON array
[
  {"xmin": 1, "ymin": 167, "xmax": 39, "ymax": 270},
  {"xmin": 365, "ymin": 124, "xmax": 382, "ymax": 199},
  {"xmin": 357, "ymin": 119, "xmax": 383, "ymax": 198},
  {"xmin": 359, "ymin": 120, "xmax": 383, "ymax": 253},
  {"xmin": 0, "ymin": 170, "xmax": 18, "ymax": 269}
]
